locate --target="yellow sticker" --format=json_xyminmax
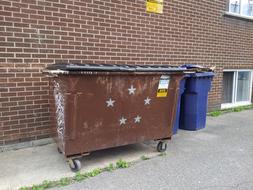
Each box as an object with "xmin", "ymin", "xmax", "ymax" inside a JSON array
[
  {"xmin": 157, "ymin": 75, "xmax": 170, "ymax": 97},
  {"xmin": 146, "ymin": 0, "xmax": 163, "ymax": 14},
  {"xmin": 157, "ymin": 89, "xmax": 168, "ymax": 97}
]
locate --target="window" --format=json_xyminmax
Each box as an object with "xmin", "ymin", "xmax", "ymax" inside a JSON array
[
  {"xmin": 222, "ymin": 70, "xmax": 252, "ymax": 109},
  {"xmin": 229, "ymin": 0, "xmax": 253, "ymax": 17}
]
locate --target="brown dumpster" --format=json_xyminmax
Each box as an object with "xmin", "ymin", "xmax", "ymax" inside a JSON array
[{"xmin": 44, "ymin": 63, "xmax": 185, "ymax": 171}]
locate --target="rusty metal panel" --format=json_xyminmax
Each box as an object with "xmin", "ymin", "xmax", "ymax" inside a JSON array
[{"xmin": 50, "ymin": 71, "xmax": 183, "ymax": 157}]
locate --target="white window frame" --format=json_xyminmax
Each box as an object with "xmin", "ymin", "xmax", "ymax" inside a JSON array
[
  {"xmin": 221, "ymin": 69, "xmax": 253, "ymax": 109},
  {"xmin": 226, "ymin": 0, "xmax": 253, "ymax": 20}
]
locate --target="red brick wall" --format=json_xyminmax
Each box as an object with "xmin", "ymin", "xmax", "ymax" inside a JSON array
[{"xmin": 0, "ymin": 0, "xmax": 253, "ymax": 145}]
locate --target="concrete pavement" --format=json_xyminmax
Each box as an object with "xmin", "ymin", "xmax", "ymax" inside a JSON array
[
  {"xmin": 0, "ymin": 109, "xmax": 252, "ymax": 190},
  {"xmin": 53, "ymin": 109, "xmax": 253, "ymax": 190},
  {"xmin": 0, "ymin": 135, "xmax": 161, "ymax": 189}
]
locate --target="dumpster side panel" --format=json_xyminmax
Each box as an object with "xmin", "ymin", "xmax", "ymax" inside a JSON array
[
  {"xmin": 173, "ymin": 78, "xmax": 186, "ymax": 134},
  {"xmin": 53, "ymin": 73, "xmax": 182, "ymax": 157},
  {"xmin": 49, "ymin": 79, "xmax": 58, "ymax": 146},
  {"xmin": 52, "ymin": 78, "xmax": 66, "ymax": 152}
]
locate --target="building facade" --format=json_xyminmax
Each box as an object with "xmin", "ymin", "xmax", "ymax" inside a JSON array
[{"xmin": 0, "ymin": 0, "xmax": 253, "ymax": 146}]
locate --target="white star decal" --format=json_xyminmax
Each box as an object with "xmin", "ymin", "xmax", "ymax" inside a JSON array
[
  {"xmin": 128, "ymin": 85, "xmax": 136, "ymax": 95},
  {"xmin": 144, "ymin": 97, "xmax": 151, "ymax": 105},
  {"xmin": 106, "ymin": 98, "xmax": 115, "ymax": 107},
  {"xmin": 119, "ymin": 117, "xmax": 127, "ymax": 126},
  {"xmin": 134, "ymin": 115, "xmax": 141, "ymax": 123}
]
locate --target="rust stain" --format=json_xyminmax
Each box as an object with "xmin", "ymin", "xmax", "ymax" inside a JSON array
[{"xmin": 50, "ymin": 72, "xmax": 184, "ymax": 157}]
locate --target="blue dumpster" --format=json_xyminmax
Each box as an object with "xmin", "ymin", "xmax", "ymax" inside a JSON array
[
  {"xmin": 179, "ymin": 72, "xmax": 214, "ymax": 131},
  {"xmin": 172, "ymin": 78, "xmax": 186, "ymax": 134}
]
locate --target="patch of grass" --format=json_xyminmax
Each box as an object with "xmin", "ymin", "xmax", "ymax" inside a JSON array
[
  {"xmin": 208, "ymin": 104, "xmax": 253, "ymax": 117},
  {"xmin": 209, "ymin": 111, "xmax": 221, "ymax": 117},
  {"xmin": 40, "ymin": 181, "xmax": 52, "ymax": 189},
  {"xmin": 140, "ymin": 155, "xmax": 150, "ymax": 160},
  {"xmin": 31, "ymin": 185, "xmax": 44, "ymax": 190},
  {"xmin": 105, "ymin": 163, "xmax": 115, "ymax": 172},
  {"xmin": 19, "ymin": 188, "xmax": 29, "ymax": 190},
  {"xmin": 19, "ymin": 173, "xmax": 87, "ymax": 190},
  {"xmin": 234, "ymin": 107, "xmax": 243, "ymax": 112},
  {"xmin": 19, "ymin": 158, "xmax": 143, "ymax": 190},
  {"xmin": 116, "ymin": 159, "xmax": 129, "ymax": 169},
  {"xmin": 88, "ymin": 168, "xmax": 102, "ymax": 177},
  {"xmin": 74, "ymin": 171, "xmax": 88, "ymax": 182},
  {"xmin": 24, "ymin": 180, "xmax": 57, "ymax": 190},
  {"xmin": 59, "ymin": 177, "xmax": 71, "ymax": 186}
]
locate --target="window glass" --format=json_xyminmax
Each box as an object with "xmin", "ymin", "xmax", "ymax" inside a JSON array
[
  {"xmin": 241, "ymin": 0, "xmax": 253, "ymax": 16},
  {"xmin": 236, "ymin": 71, "xmax": 251, "ymax": 102},
  {"xmin": 222, "ymin": 71, "xmax": 252, "ymax": 107},
  {"xmin": 229, "ymin": 0, "xmax": 241, "ymax": 14},
  {"xmin": 222, "ymin": 72, "xmax": 234, "ymax": 104}
]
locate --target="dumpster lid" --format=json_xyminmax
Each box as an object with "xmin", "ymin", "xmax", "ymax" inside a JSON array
[{"xmin": 45, "ymin": 63, "xmax": 186, "ymax": 73}]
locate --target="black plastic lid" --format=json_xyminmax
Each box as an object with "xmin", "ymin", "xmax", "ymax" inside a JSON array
[{"xmin": 46, "ymin": 63, "xmax": 186, "ymax": 72}]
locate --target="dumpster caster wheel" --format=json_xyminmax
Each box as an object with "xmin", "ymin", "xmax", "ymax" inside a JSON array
[
  {"xmin": 57, "ymin": 147, "xmax": 62, "ymax": 154},
  {"xmin": 157, "ymin": 141, "xmax": 167, "ymax": 152},
  {"xmin": 69, "ymin": 159, "xmax": 81, "ymax": 172}
]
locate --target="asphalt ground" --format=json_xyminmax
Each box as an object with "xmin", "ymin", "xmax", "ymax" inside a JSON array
[{"xmin": 53, "ymin": 109, "xmax": 253, "ymax": 190}]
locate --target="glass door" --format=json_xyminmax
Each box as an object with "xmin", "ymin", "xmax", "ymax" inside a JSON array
[
  {"xmin": 236, "ymin": 71, "xmax": 252, "ymax": 102},
  {"xmin": 222, "ymin": 72, "xmax": 235, "ymax": 104},
  {"xmin": 222, "ymin": 70, "xmax": 252, "ymax": 109}
]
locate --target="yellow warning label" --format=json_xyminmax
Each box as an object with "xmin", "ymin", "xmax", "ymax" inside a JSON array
[
  {"xmin": 157, "ymin": 89, "xmax": 168, "ymax": 97},
  {"xmin": 157, "ymin": 75, "xmax": 170, "ymax": 97},
  {"xmin": 146, "ymin": 0, "xmax": 163, "ymax": 14}
]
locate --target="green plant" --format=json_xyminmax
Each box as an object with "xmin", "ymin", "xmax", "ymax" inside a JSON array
[
  {"xmin": 74, "ymin": 171, "xmax": 88, "ymax": 182},
  {"xmin": 88, "ymin": 168, "xmax": 102, "ymax": 177},
  {"xmin": 233, "ymin": 107, "xmax": 243, "ymax": 112},
  {"xmin": 106, "ymin": 163, "xmax": 115, "ymax": 172},
  {"xmin": 40, "ymin": 180, "xmax": 51, "ymax": 189},
  {"xmin": 209, "ymin": 111, "xmax": 221, "ymax": 117},
  {"xmin": 19, "ymin": 187, "xmax": 29, "ymax": 190},
  {"xmin": 208, "ymin": 104, "xmax": 253, "ymax": 117},
  {"xmin": 18, "ymin": 159, "xmax": 132, "ymax": 190},
  {"xmin": 31, "ymin": 185, "xmax": 44, "ymax": 190},
  {"xmin": 59, "ymin": 178, "xmax": 71, "ymax": 186},
  {"xmin": 116, "ymin": 159, "xmax": 129, "ymax": 168},
  {"xmin": 140, "ymin": 155, "xmax": 150, "ymax": 160}
]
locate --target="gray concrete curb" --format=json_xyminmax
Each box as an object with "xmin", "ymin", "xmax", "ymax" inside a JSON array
[{"xmin": 0, "ymin": 138, "xmax": 54, "ymax": 152}]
